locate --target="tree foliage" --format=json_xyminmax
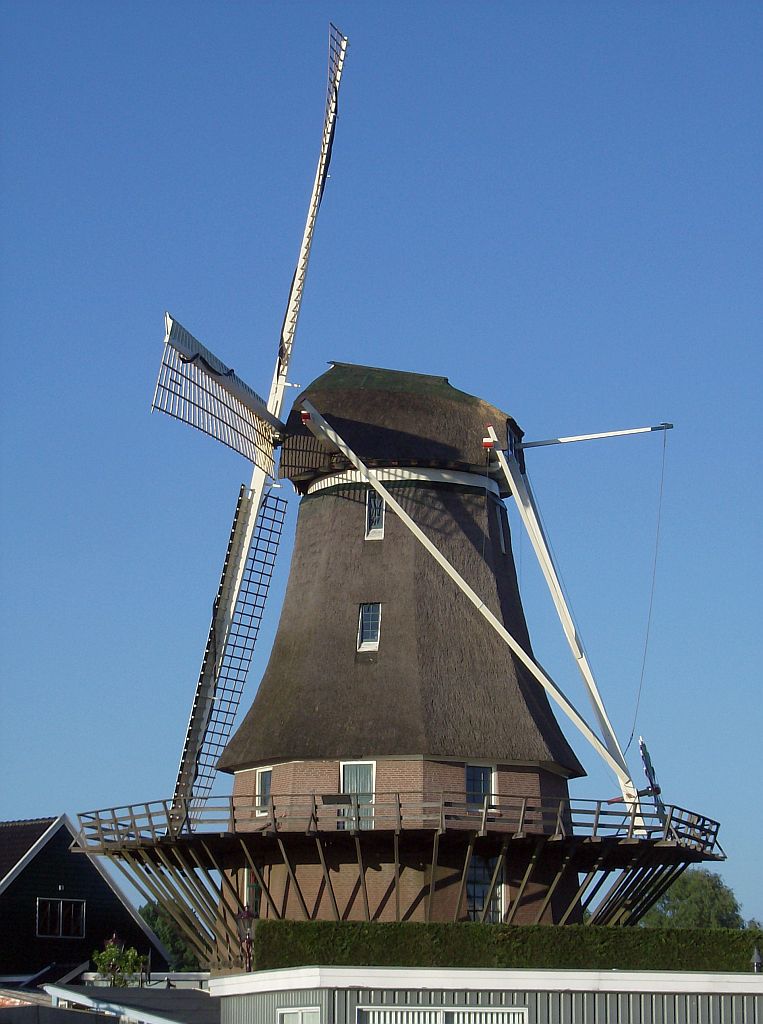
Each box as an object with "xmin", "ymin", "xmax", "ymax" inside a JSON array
[
  {"xmin": 92, "ymin": 941, "xmax": 144, "ymax": 986},
  {"xmin": 640, "ymin": 868, "xmax": 750, "ymax": 929},
  {"xmin": 139, "ymin": 901, "xmax": 200, "ymax": 971}
]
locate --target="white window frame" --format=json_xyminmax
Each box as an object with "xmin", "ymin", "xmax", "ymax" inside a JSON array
[
  {"xmin": 340, "ymin": 760, "xmax": 376, "ymax": 830},
  {"xmin": 255, "ymin": 765, "xmax": 273, "ymax": 816},
  {"xmin": 465, "ymin": 762, "xmax": 497, "ymax": 806},
  {"xmin": 277, "ymin": 1008, "xmax": 321, "ymax": 1024},
  {"xmin": 357, "ymin": 602, "xmax": 381, "ymax": 651},
  {"xmin": 365, "ymin": 488, "xmax": 385, "ymax": 540},
  {"xmin": 36, "ymin": 897, "xmax": 86, "ymax": 939}
]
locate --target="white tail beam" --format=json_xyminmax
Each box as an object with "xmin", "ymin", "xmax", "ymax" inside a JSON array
[{"xmin": 485, "ymin": 426, "xmax": 635, "ymax": 804}]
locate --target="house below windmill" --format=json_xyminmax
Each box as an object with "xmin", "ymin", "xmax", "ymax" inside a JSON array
[{"xmin": 0, "ymin": 815, "xmax": 169, "ymax": 988}]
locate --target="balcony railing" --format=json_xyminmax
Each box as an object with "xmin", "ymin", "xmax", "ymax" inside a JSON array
[{"xmin": 77, "ymin": 791, "xmax": 722, "ymax": 857}]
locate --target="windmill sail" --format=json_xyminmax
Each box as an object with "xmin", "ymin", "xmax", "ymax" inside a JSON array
[
  {"xmin": 172, "ymin": 487, "xmax": 288, "ymax": 821},
  {"xmin": 169, "ymin": 24, "xmax": 349, "ymax": 813},
  {"xmin": 152, "ymin": 314, "xmax": 282, "ymax": 474},
  {"xmin": 267, "ymin": 22, "xmax": 348, "ymax": 417}
]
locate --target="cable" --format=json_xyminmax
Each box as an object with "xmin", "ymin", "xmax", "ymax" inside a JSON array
[{"xmin": 624, "ymin": 428, "xmax": 669, "ymax": 755}]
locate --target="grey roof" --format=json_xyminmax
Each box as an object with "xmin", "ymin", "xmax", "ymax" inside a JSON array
[
  {"xmin": 47, "ymin": 985, "xmax": 219, "ymax": 1024},
  {"xmin": 0, "ymin": 818, "xmax": 58, "ymax": 893}
]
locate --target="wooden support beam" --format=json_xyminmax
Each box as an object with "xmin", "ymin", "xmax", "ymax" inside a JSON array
[
  {"xmin": 426, "ymin": 830, "xmax": 440, "ymax": 924},
  {"xmin": 591, "ymin": 849, "xmax": 650, "ymax": 925},
  {"xmin": 355, "ymin": 836, "xmax": 370, "ymax": 922},
  {"xmin": 110, "ymin": 852, "xmax": 212, "ymax": 964},
  {"xmin": 533, "ymin": 847, "xmax": 574, "ymax": 925},
  {"xmin": 393, "ymin": 831, "xmax": 401, "ymax": 923},
  {"xmin": 239, "ymin": 838, "xmax": 281, "ymax": 920},
  {"xmin": 453, "ymin": 836, "xmax": 476, "ymax": 923},
  {"xmin": 609, "ymin": 863, "xmax": 661, "ymax": 926},
  {"xmin": 192, "ymin": 841, "xmax": 246, "ymax": 958},
  {"xmin": 627, "ymin": 861, "xmax": 686, "ymax": 926},
  {"xmin": 275, "ymin": 835, "xmax": 309, "ymax": 920},
  {"xmin": 147, "ymin": 849, "xmax": 234, "ymax": 955},
  {"xmin": 315, "ymin": 835, "xmax": 340, "ymax": 922},
  {"xmin": 128, "ymin": 850, "xmax": 216, "ymax": 961},
  {"xmin": 505, "ymin": 838, "xmax": 544, "ymax": 925},
  {"xmin": 559, "ymin": 851, "xmax": 607, "ymax": 925},
  {"xmin": 155, "ymin": 846, "xmax": 219, "ymax": 937}
]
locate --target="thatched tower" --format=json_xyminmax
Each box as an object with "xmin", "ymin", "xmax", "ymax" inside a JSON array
[{"xmin": 218, "ymin": 362, "xmax": 584, "ymax": 923}]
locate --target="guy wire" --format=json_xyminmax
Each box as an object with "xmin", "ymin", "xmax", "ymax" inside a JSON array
[{"xmin": 624, "ymin": 427, "xmax": 669, "ymax": 755}]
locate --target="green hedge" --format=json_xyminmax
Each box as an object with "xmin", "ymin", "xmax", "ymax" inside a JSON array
[{"xmin": 251, "ymin": 921, "xmax": 763, "ymax": 973}]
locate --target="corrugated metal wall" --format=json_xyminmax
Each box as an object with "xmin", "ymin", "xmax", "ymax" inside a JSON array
[{"xmin": 222, "ymin": 986, "xmax": 762, "ymax": 1024}]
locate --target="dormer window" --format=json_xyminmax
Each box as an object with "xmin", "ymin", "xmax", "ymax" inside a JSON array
[
  {"xmin": 365, "ymin": 489, "xmax": 385, "ymax": 539},
  {"xmin": 357, "ymin": 602, "xmax": 381, "ymax": 651}
]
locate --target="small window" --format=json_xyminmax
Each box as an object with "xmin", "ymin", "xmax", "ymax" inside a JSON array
[
  {"xmin": 278, "ymin": 1010, "xmax": 320, "ymax": 1024},
  {"xmin": 37, "ymin": 898, "xmax": 85, "ymax": 938},
  {"xmin": 357, "ymin": 603, "xmax": 381, "ymax": 651},
  {"xmin": 365, "ymin": 489, "xmax": 385, "ymax": 539},
  {"xmin": 256, "ymin": 767, "xmax": 272, "ymax": 816},
  {"xmin": 465, "ymin": 764, "xmax": 493, "ymax": 806}
]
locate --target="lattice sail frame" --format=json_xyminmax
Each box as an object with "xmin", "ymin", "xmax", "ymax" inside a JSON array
[
  {"xmin": 173, "ymin": 489, "xmax": 288, "ymax": 817},
  {"xmin": 152, "ymin": 313, "xmax": 280, "ymax": 475}
]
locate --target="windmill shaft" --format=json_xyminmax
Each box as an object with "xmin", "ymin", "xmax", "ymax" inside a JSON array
[{"xmin": 299, "ymin": 400, "xmax": 632, "ymax": 791}]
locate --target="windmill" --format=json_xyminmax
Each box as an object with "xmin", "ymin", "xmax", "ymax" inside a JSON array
[{"xmin": 78, "ymin": 25, "xmax": 723, "ymax": 966}]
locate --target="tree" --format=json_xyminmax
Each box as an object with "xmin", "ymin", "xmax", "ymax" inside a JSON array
[
  {"xmin": 92, "ymin": 939, "xmax": 144, "ymax": 986},
  {"xmin": 640, "ymin": 868, "xmax": 748, "ymax": 929},
  {"xmin": 139, "ymin": 901, "xmax": 200, "ymax": 971}
]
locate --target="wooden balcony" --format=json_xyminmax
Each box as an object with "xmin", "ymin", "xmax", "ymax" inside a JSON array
[{"xmin": 77, "ymin": 791, "xmax": 722, "ymax": 857}]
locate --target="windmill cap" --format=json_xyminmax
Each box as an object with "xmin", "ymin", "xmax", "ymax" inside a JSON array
[{"xmin": 279, "ymin": 361, "xmax": 521, "ymax": 493}]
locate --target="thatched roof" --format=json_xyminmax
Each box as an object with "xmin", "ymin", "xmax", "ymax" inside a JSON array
[
  {"xmin": 279, "ymin": 362, "xmax": 523, "ymax": 493},
  {"xmin": 219, "ymin": 481, "xmax": 584, "ymax": 778}
]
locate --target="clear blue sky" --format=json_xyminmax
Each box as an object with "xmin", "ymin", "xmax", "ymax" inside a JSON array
[{"xmin": 1, "ymin": 2, "xmax": 760, "ymax": 923}]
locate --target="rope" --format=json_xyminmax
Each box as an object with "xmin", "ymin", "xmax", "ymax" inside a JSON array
[{"xmin": 624, "ymin": 428, "xmax": 669, "ymax": 755}]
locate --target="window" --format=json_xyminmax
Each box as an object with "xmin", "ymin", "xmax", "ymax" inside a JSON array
[
  {"xmin": 277, "ymin": 1010, "xmax": 320, "ymax": 1024},
  {"xmin": 256, "ymin": 767, "xmax": 272, "ymax": 816},
  {"xmin": 365, "ymin": 489, "xmax": 385, "ymax": 539},
  {"xmin": 466, "ymin": 854, "xmax": 502, "ymax": 923},
  {"xmin": 36, "ymin": 898, "xmax": 85, "ymax": 938},
  {"xmin": 358, "ymin": 1010, "xmax": 527, "ymax": 1024},
  {"xmin": 357, "ymin": 603, "xmax": 381, "ymax": 651},
  {"xmin": 465, "ymin": 764, "xmax": 493, "ymax": 806},
  {"xmin": 340, "ymin": 761, "xmax": 375, "ymax": 830}
]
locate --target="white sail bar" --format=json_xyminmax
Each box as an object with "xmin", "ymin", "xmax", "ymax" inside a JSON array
[
  {"xmin": 266, "ymin": 22, "xmax": 348, "ymax": 420},
  {"xmin": 152, "ymin": 313, "xmax": 284, "ymax": 474},
  {"xmin": 485, "ymin": 427, "xmax": 635, "ymax": 804},
  {"xmin": 299, "ymin": 400, "xmax": 634, "ymax": 794},
  {"xmin": 519, "ymin": 423, "xmax": 673, "ymax": 450}
]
